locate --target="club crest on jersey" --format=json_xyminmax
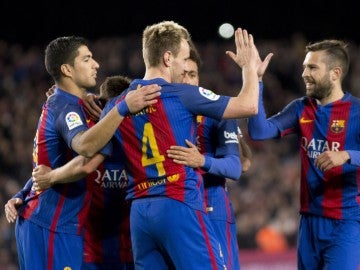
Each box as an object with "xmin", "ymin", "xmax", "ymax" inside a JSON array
[
  {"xmin": 65, "ymin": 112, "xmax": 83, "ymax": 130},
  {"xmin": 199, "ymin": 87, "xmax": 220, "ymax": 101},
  {"xmin": 330, "ymin": 120, "xmax": 345, "ymax": 133}
]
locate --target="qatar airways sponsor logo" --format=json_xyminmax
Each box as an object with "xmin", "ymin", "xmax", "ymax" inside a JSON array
[
  {"xmin": 94, "ymin": 169, "xmax": 128, "ymax": 189},
  {"xmin": 224, "ymin": 130, "xmax": 239, "ymax": 144},
  {"xmin": 301, "ymin": 137, "xmax": 340, "ymax": 158}
]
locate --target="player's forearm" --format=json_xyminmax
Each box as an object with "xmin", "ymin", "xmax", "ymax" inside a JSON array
[
  {"xmin": 13, "ymin": 178, "xmax": 32, "ymax": 200},
  {"xmin": 202, "ymin": 154, "xmax": 241, "ymax": 180},
  {"xmin": 236, "ymin": 66, "xmax": 259, "ymax": 116},
  {"xmin": 72, "ymin": 105, "xmax": 125, "ymax": 157},
  {"xmin": 223, "ymin": 72, "xmax": 259, "ymax": 119},
  {"xmin": 49, "ymin": 154, "xmax": 103, "ymax": 184},
  {"xmin": 247, "ymin": 87, "xmax": 279, "ymax": 140},
  {"xmin": 346, "ymin": 150, "xmax": 360, "ymax": 166}
]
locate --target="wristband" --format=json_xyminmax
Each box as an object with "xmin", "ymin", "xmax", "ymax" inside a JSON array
[{"xmin": 116, "ymin": 100, "xmax": 130, "ymax": 117}]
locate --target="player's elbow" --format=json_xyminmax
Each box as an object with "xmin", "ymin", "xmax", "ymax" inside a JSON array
[
  {"xmin": 247, "ymin": 105, "xmax": 258, "ymax": 116},
  {"xmin": 247, "ymin": 129, "xmax": 264, "ymax": 140},
  {"xmin": 72, "ymin": 141, "xmax": 97, "ymax": 158},
  {"xmin": 82, "ymin": 163, "xmax": 98, "ymax": 175},
  {"xmin": 78, "ymin": 147, "xmax": 97, "ymax": 158}
]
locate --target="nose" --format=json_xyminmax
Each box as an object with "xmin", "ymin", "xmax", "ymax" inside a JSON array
[
  {"xmin": 301, "ymin": 68, "xmax": 308, "ymax": 78},
  {"xmin": 182, "ymin": 73, "xmax": 190, "ymax": 84},
  {"xmin": 94, "ymin": 59, "xmax": 100, "ymax": 69}
]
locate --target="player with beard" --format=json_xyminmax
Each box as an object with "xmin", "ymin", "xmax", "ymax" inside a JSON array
[{"xmin": 247, "ymin": 39, "xmax": 360, "ymax": 269}]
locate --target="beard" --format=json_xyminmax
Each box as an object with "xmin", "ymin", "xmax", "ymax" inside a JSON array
[{"xmin": 306, "ymin": 76, "xmax": 332, "ymax": 100}]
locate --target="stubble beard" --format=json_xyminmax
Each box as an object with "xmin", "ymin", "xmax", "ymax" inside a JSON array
[{"xmin": 307, "ymin": 76, "xmax": 332, "ymax": 100}]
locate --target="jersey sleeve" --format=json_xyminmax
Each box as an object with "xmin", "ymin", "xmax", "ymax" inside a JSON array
[
  {"xmin": 13, "ymin": 177, "xmax": 33, "ymax": 200},
  {"xmin": 248, "ymin": 86, "xmax": 298, "ymax": 140},
  {"xmin": 55, "ymin": 103, "xmax": 89, "ymax": 148},
  {"xmin": 202, "ymin": 119, "xmax": 241, "ymax": 180},
  {"xmin": 179, "ymin": 85, "xmax": 230, "ymax": 120},
  {"xmin": 346, "ymin": 150, "xmax": 360, "ymax": 166},
  {"xmin": 55, "ymin": 103, "xmax": 112, "ymax": 156}
]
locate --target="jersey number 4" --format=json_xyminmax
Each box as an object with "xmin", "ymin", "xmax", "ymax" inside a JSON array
[{"xmin": 141, "ymin": 122, "xmax": 166, "ymax": 176}]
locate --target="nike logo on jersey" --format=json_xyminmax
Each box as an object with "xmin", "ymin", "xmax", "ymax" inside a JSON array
[{"xmin": 299, "ymin": 117, "xmax": 314, "ymax": 124}]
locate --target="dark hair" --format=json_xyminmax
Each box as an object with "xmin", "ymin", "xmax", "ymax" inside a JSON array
[
  {"xmin": 45, "ymin": 36, "xmax": 88, "ymax": 81},
  {"xmin": 305, "ymin": 39, "xmax": 349, "ymax": 79},
  {"xmin": 188, "ymin": 40, "xmax": 202, "ymax": 69},
  {"xmin": 99, "ymin": 75, "xmax": 132, "ymax": 102}
]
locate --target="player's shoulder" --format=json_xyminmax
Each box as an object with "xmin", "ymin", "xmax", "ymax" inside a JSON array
[{"xmin": 345, "ymin": 92, "xmax": 360, "ymax": 104}]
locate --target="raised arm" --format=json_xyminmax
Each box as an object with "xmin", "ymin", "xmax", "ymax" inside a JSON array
[{"xmin": 223, "ymin": 28, "xmax": 273, "ymax": 119}]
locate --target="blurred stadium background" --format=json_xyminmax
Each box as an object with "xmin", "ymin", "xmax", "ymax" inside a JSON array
[{"xmin": 0, "ymin": 1, "xmax": 357, "ymax": 269}]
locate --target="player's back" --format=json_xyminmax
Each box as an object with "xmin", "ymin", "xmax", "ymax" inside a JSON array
[{"xmin": 107, "ymin": 78, "xmax": 229, "ymax": 210}]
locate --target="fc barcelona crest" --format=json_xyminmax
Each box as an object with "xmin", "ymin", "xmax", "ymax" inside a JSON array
[{"xmin": 330, "ymin": 120, "xmax": 345, "ymax": 133}]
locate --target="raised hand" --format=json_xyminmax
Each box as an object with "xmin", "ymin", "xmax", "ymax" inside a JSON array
[{"xmin": 226, "ymin": 28, "xmax": 258, "ymax": 70}]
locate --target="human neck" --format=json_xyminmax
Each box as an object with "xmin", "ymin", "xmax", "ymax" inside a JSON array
[
  {"xmin": 143, "ymin": 66, "xmax": 171, "ymax": 82},
  {"xmin": 319, "ymin": 87, "xmax": 344, "ymax": 105},
  {"xmin": 57, "ymin": 81, "xmax": 87, "ymax": 99}
]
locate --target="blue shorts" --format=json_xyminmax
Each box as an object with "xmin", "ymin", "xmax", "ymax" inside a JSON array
[
  {"xmin": 210, "ymin": 219, "xmax": 240, "ymax": 270},
  {"xmin": 130, "ymin": 197, "xmax": 226, "ymax": 270},
  {"xmin": 16, "ymin": 216, "xmax": 83, "ymax": 270},
  {"xmin": 298, "ymin": 214, "xmax": 360, "ymax": 270}
]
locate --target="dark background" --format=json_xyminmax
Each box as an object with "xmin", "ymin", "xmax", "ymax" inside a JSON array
[{"xmin": 1, "ymin": 0, "xmax": 358, "ymax": 47}]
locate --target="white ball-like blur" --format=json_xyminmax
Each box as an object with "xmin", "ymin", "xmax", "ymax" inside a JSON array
[{"xmin": 218, "ymin": 23, "xmax": 235, "ymax": 39}]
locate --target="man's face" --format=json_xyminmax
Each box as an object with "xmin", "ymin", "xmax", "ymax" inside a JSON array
[
  {"xmin": 170, "ymin": 39, "xmax": 190, "ymax": 83},
  {"xmin": 69, "ymin": 45, "xmax": 100, "ymax": 89},
  {"xmin": 182, "ymin": 59, "xmax": 199, "ymax": 86},
  {"xmin": 302, "ymin": 50, "xmax": 333, "ymax": 100}
]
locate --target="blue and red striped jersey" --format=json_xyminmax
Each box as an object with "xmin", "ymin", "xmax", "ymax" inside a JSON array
[
  {"xmin": 197, "ymin": 116, "xmax": 240, "ymax": 223},
  {"xmin": 83, "ymin": 137, "xmax": 132, "ymax": 264},
  {"xmin": 249, "ymin": 92, "xmax": 360, "ymax": 220},
  {"xmin": 102, "ymin": 78, "xmax": 230, "ymax": 211},
  {"xmin": 20, "ymin": 88, "xmax": 111, "ymax": 235}
]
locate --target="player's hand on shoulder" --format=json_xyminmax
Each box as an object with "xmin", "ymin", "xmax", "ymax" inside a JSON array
[
  {"xmin": 125, "ymin": 84, "xmax": 161, "ymax": 113},
  {"xmin": 83, "ymin": 93, "xmax": 103, "ymax": 121}
]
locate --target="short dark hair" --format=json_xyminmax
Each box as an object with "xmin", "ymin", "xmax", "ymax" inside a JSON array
[
  {"xmin": 188, "ymin": 40, "xmax": 202, "ymax": 69},
  {"xmin": 99, "ymin": 75, "xmax": 132, "ymax": 102},
  {"xmin": 45, "ymin": 36, "xmax": 88, "ymax": 81}
]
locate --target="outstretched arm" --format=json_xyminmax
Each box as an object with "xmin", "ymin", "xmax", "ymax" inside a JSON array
[
  {"xmin": 32, "ymin": 153, "xmax": 105, "ymax": 191},
  {"xmin": 223, "ymin": 28, "xmax": 273, "ymax": 119},
  {"xmin": 167, "ymin": 139, "xmax": 241, "ymax": 180},
  {"xmin": 71, "ymin": 84, "xmax": 161, "ymax": 157},
  {"xmin": 247, "ymin": 83, "xmax": 280, "ymax": 140}
]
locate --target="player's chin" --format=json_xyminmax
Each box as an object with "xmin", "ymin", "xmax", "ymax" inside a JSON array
[{"xmin": 86, "ymin": 79, "xmax": 97, "ymax": 88}]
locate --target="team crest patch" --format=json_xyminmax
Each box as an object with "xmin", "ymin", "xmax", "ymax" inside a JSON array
[
  {"xmin": 199, "ymin": 87, "xmax": 220, "ymax": 101},
  {"xmin": 65, "ymin": 112, "xmax": 83, "ymax": 130},
  {"xmin": 330, "ymin": 119, "xmax": 345, "ymax": 133}
]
